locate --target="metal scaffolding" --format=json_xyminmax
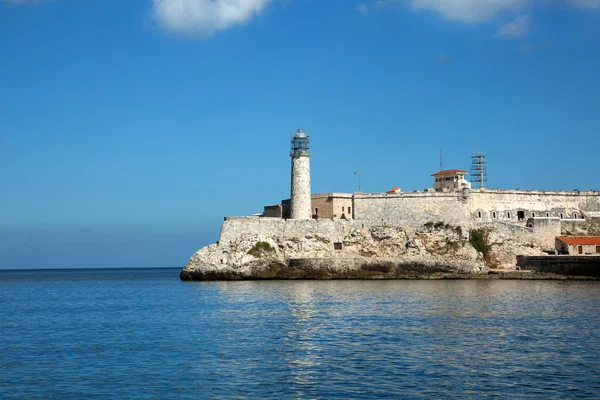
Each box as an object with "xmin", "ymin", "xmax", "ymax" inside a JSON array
[{"xmin": 470, "ymin": 152, "xmax": 487, "ymax": 189}]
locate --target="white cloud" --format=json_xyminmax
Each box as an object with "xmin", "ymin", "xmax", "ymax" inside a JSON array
[
  {"xmin": 408, "ymin": 0, "xmax": 525, "ymax": 22},
  {"xmin": 152, "ymin": 0, "xmax": 274, "ymax": 37},
  {"xmin": 497, "ymin": 14, "xmax": 529, "ymax": 37},
  {"xmin": 377, "ymin": 0, "xmax": 600, "ymax": 22}
]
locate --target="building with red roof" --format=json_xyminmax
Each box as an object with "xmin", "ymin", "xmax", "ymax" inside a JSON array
[
  {"xmin": 431, "ymin": 169, "xmax": 471, "ymax": 191},
  {"xmin": 556, "ymin": 236, "xmax": 600, "ymax": 255}
]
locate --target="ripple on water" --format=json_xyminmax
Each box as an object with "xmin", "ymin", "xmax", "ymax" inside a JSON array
[{"xmin": 0, "ymin": 271, "xmax": 599, "ymax": 399}]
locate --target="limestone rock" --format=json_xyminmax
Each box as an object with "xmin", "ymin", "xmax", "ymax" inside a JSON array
[{"xmin": 180, "ymin": 223, "xmax": 496, "ymax": 281}]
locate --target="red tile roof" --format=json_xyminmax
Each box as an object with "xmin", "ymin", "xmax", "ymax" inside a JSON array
[
  {"xmin": 387, "ymin": 187, "xmax": 401, "ymax": 193},
  {"xmin": 431, "ymin": 169, "xmax": 469, "ymax": 177},
  {"xmin": 556, "ymin": 236, "xmax": 600, "ymax": 245}
]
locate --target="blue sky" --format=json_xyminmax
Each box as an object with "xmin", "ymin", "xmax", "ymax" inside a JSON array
[{"xmin": 1, "ymin": 0, "xmax": 599, "ymax": 268}]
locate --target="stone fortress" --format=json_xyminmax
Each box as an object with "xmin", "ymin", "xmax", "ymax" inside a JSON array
[{"xmin": 181, "ymin": 130, "xmax": 600, "ymax": 280}]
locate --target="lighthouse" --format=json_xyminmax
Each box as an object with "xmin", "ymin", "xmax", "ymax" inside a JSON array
[{"xmin": 290, "ymin": 129, "xmax": 312, "ymax": 220}]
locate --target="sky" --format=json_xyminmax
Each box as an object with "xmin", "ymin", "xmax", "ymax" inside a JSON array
[{"xmin": 1, "ymin": 0, "xmax": 599, "ymax": 269}]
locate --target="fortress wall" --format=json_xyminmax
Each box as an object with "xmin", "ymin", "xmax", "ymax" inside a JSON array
[
  {"xmin": 353, "ymin": 193, "xmax": 471, "ymax": 231},
  {"xmin": 477, "ymin": 219, "xmax": 560, "ymax": 250},
  {"xmin": 468, "ymin": 190, "xmax": 600, "ymax": 222},
  {"xmin": 561, "ymin": 217, "xmax": 600, "ymax": 236},
  {"xmin": 219, "ymin": 217, "xmax": 359, "ymax": 246}
]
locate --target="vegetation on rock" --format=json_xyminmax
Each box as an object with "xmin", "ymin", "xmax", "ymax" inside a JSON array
[
  {"xmin": 469, "ymin": 230, "xmax": 489, "ymax": 256},
  {"xmin": 247, "ymin": 241, "xmax": 275, "ymax": 258}
]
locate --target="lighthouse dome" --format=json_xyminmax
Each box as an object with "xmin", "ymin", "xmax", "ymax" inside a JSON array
[{"xmin": 290, "ymin": 129, "xmax": 310, "ymax": 156}]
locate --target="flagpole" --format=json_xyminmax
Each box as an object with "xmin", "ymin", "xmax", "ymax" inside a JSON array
[{"xmin": 358, "ymin": 173, "xmax": 361, "ymax": 193}]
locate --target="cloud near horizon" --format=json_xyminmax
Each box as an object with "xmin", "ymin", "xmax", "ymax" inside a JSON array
[
  {"xmin": 152, "ymin": 0, "xmax": 274, "ymax": 37},
  {"xmin": 373, "ymin": 0, "xmax": 600, "ymax": 22}
]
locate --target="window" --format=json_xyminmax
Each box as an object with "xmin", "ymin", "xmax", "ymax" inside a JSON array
[
  {"xmin": 546, "ymin": 212, "xmax": 550, "ymax": 217},
  {"xmin": 507, "ymin": 212, "xmax": 511, "ymax": 219},
  {"xmin": 477, "ymin": 211, "xmax": 482, "ymax": 218},
  {"xmin": 334, "ymin": 243, "xmax": 343, "ymax": 250},
  {"xmin": 574, "ymin": 213, "xmax": 578, "ymax": 219},
  {"xmin": 531, "ymin": 212, "xmax": 536, "ymax": 218},
  {"xmin": 517, "ymin": 211, "xmax": 525, "ymax": 221},
  {"xmin": 342, "ymin": 207, "xmax": 345, "ymax": 213},
  {"xmin": 560, "ymin": 213, "xmax": 564, "ymax": 219},
  {"xmin": 492, "ymin": 212, "xmax": 497, "ymax": 219},
  {"xmin": 348, "ymin": 207, "xmax": 352, "ymax": 215},
  {"xmin": 596, "ymin": 246, "xmax": 600, "ymax": 254},
  {"xmin": 578, "ymin": 246, "xmax": 583, "ymax": 255}
]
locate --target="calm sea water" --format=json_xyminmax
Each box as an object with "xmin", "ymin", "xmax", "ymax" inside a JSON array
[{"xmin": 1, "ymin": 269, "xmax": 599, "ymax": 399}]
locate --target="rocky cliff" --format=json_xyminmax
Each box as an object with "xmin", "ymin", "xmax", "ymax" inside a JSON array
[{"xmin": 180, "ymin": 221, "xmax": 546, "ymax": 281}]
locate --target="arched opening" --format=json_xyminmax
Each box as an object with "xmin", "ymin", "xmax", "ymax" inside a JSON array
[
  {"xmin": 492, "ymin": 212, "xmax": 497, "ymax": 219},
  {"xmin": 531, "ymin": 212, "xmax": 536, "ymax": 218},
  {"xmin": 517, "ymin": 211, "xmax": 525, "ymax": 221},
  {"xmin": 477, "ymin": 211, "xmax": 482, "ymax": 219},
  {"xmin": 507, "ymin": 212, "xmax": 511, "ymax": 219},
  {"xmin": 574, "ymin": 213, "xmax": 578, "ymax": 219},
  {"xmin": 546, "ymin": 212, "xmax": 550, "ymax": 217}
]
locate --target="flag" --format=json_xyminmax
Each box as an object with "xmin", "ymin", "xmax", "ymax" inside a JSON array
[{"xmin": 354, "ymin": 170, "xmax": 360, "ymax": 175}]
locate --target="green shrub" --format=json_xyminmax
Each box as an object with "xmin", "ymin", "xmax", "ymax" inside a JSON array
[
  {"xmin": 455, "ymin": 226, "xmax": 463, "ymax": 235},
  {"xmin": 469, "ymin": 230, "xmax": 489, "ymax": 255},
  {"xmin": 247, "ymin": 241, "xmax": 275, "ymax": 258},
  {"xmin": 434, "ymin": 221, "xmax": 445, "ymax": 229},
  {"xmin": 424, "ymin": 222, "xmax": 434, "ymax": 228}
]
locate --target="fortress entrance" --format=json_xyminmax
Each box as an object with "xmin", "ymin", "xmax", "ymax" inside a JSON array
[{"xmin": 517, "ymin": 211, "xmax": 525, "ymax": 221}]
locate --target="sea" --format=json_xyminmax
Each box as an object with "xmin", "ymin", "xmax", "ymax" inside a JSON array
[{"xmin": 0, "ymin": 268, "xmax": 599, "ymax": 399}]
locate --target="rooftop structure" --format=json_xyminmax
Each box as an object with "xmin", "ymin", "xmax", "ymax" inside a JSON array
[
  {"xmin": 431, "ymin": 169, "xmax": 471, "ymax": 191},
  {"xmin": 470, "ymin": 152, "xmax": 487, "ymax": 189}
]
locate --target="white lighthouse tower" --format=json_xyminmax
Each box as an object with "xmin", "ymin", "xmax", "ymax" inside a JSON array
[{"xmin": 290, "ymin": 129, "xmax": 312, "ymax": 220}]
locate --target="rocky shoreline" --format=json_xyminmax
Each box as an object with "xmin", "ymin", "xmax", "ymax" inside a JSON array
[
  {"xmin": 180, "ymin": 256, "xmax": 599, "ymax": 281},
  {"xmin": 178, "ymin": 221, "xmax": 591, "ymax": 281}
]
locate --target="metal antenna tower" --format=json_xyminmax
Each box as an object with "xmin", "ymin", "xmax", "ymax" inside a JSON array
[{"xmin": 470, "ymin": 152, "xmax": 487, "ymax": 189}]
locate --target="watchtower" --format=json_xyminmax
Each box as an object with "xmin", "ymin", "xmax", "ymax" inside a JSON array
[{"xmin": 290, "ymin": 129, "xmax": 312, "ymax": 220}]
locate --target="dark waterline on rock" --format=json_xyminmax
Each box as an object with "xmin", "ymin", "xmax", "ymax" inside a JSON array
[{"xmin": 1, "ymin": 268, "xmax": 599, "ymax": 398}]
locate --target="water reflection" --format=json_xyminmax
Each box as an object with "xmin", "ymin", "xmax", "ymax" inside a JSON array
[
  {"xmin": 194, "ymin": 280, "xmax": 600, "ymax": 398},
  {"xmin": 1, "ymin": 271, "xmax": 599, "ymax": 399}
]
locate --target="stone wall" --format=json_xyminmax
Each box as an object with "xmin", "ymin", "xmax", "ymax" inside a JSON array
[
  {"xmin": 516, "ymin": 255, "xmax": 600, "ymax": 277},
  {"xmin": 220, "ymin": 216, "xmax": 360, "ymax": 247},
  {"xmin": 468, "ymin": 190, "xmax": 600, "ymax": 222},
  {"xmin": 353, "ymin": 192, "xmax": 471, "ymax": 232},
  {"xmin": 562, "ymin": 217, "xmax": 600, "ymax": 236},
  {"xmin": 352, "ymin": 190, "xmax": 600, "ymax": 232}
]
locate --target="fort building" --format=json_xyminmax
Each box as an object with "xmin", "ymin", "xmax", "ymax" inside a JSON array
[
  {"xmin": 556, "ymin": 236, "xmax": 600, "ymax": 255},
  {"xmin": 432, "ymin": 169, "xmax": 471, "ymax": 191},
  {"xmin": 253, "ymin": 129, "xmax": 600, "ymax": 252}
]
